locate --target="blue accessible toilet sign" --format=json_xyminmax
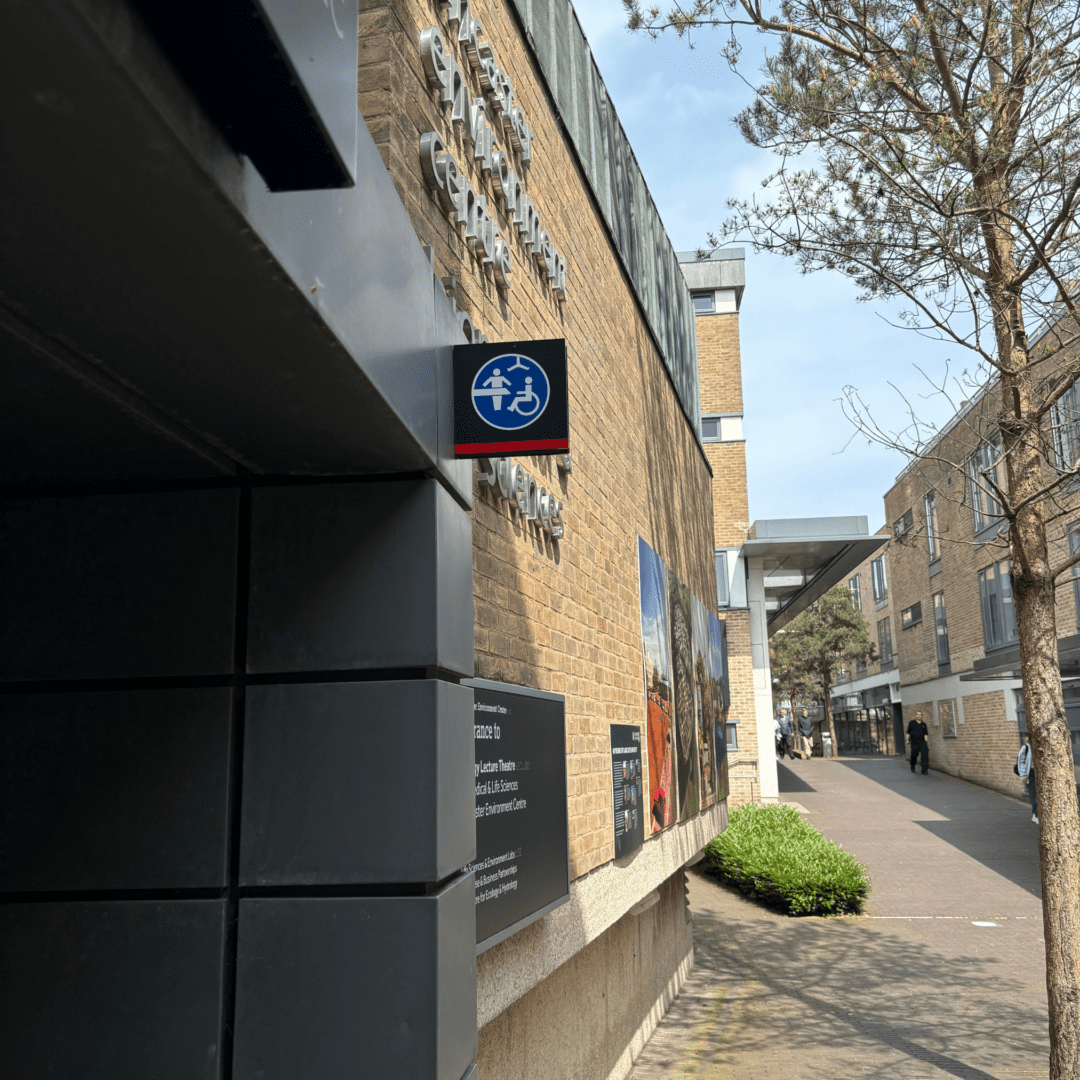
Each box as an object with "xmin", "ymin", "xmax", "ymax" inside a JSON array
[
  {"xmin": 471, "ymin": 355, "xmax": 550, "ymax": 429},
  {"xmin": 453, "ymin": 338, "xmax": 567, "ymax": 457}
]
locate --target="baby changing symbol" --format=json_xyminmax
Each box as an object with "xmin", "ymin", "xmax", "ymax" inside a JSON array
[{"xmin": 471, "ymin": 354, "xmax": 551, "ymax": 430}]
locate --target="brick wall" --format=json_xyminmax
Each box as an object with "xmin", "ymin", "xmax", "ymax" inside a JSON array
[{"xmin": 357, "ymin": 0, "xmax": 728, "ymax": 879}]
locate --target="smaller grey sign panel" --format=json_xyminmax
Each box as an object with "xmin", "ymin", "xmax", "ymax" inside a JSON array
[
  {"xmin": 464, "ymin": 679, "xmax": 569, "ymax": 952},
  {"xmin": 610, "ymin": 724, "xmax": 645, "ymax": 857}
]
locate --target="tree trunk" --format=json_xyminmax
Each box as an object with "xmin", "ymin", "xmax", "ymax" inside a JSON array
[
  {"xmin": 822, "ymin": 665, "xmax": 837, "ymax": 755},
  {"xmin": 994, "ymin": 275, "xmax": 1080, "ymax": 1076},
  {"xmin": 1006, "ymin": 423, "xmax": 1080, "ymax": 1080}
]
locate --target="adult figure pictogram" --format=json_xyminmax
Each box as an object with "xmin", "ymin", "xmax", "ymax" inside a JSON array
[{"xmin": 474, "ymin": 368, "xmax": 512, "ymax": 411}]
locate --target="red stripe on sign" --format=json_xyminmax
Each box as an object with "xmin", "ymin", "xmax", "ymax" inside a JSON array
[{"xmin": 455, "ymin": 438, "xmax": 569, "ymax": 455}]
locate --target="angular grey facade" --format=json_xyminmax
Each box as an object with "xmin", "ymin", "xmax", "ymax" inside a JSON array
[{"xmin": 1, "ymin": 1, "xmax": 478, "ymax": 1077}]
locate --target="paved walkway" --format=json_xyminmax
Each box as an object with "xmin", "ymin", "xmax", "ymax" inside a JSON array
[{"xmin": 629, "ymin": 756, "xmax": 1050, "ymax": 1080}]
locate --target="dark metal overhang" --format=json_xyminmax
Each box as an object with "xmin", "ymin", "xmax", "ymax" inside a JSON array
[
  {"xmin": 740, "ymin": 517, "xmax": 889, "ymax": 634},
  {"xmin": 1, "ymin": 0, "xmax": 469, "ymax": 504}
]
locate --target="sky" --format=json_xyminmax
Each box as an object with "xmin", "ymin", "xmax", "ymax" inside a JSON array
[{"xmin": 567, "ymin": 0, "xmax": 965, "ymax": 529}]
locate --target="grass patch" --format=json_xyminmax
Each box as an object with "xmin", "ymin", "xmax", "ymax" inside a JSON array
[{"xmin": 701, "ymin": 804, "xmax": 870, "ymax": 916}]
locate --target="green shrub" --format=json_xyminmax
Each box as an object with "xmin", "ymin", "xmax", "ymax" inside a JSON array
[{"xmin": 701, "ymin": 804, "xmax": 870, "ymax": 916}]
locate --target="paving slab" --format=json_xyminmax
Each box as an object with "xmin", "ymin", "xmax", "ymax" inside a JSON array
[{"xmin": 629, "ymin": 756, "xmax": 1050, "ymax": 1080}]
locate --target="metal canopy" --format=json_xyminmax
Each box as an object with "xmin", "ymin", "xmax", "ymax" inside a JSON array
[
  {"xmin": 740, "ymin": 517, "xmax": 889, "ymax": 634},
  {"xmin": 1, "ymin": 0, "xmax": 468, "ymax": 500}
]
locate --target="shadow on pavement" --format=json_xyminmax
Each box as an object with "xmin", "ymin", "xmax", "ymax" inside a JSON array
[
  {"xmin": 836, "ymin": 757, "xmax": 1042, "ymax": 899},
  {"xmin": 631, "ymin": 876, "xmax": 1049, "ymax": 1080},
  {"xmin": 777, "ymin": 761, "xmax": 816, "ymax": 793},
  {"xmin": 691, "ymin": 901, "xmax": 1044, "ymax": 1079}
]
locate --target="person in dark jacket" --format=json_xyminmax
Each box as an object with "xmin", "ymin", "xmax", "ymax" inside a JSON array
[
  {"xmin": 908, "ymin": 711, "xmax": 929, "ymax": 774},
  {"xmin": 776, "ymin": 709, "xmax": 794, "ymax": 760}
]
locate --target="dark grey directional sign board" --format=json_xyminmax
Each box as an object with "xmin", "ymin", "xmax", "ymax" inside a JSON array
[
  {"xmin": 463, "ymin": 678, "xmax": 569, "ymax": 952},
  {"xmin": 610, "ymin": 724, "xmax": 645, "ymax": 857}
]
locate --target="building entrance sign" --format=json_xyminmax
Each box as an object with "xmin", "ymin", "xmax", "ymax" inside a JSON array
[
  {"xmin": 464, "ymin": 678, "xmax": 569, "ymax": 953},
  {"xmin": 610, "ymin": 725, "xmax": 645, "ymax": 857},
  {"xmin": 454, "ymin": 339, "xmax": 568, "ymax": 456}
]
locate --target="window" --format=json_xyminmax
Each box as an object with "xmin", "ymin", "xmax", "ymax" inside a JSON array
[
  {"xmin": 893, "ymin": 509, "xmax": 913, "ymax": 539},
  {"xmin": 691, "ymin": 290, "xmax": 715, "ymax": 313},
  {"xmin": 968, "ymin": 435, "xmax": 1004, "ymax": 535},
  {"xmin": 872, "ymin": 555, "xmax": 888, "ymax": 603},
  {"xmin": 856, "ymin": 657, "xmax": 868, "ymax": 677},
  {"xmin": 979, "ymin": 558, "xmax": 1018, "ymax": 650},
  {"xmin": 901, "ymin": 602, "xmax": 922, "ymax": 629},
  {"xmin": 701, "ymin": 414, "xmax": 744, "ymax": 442},
  {"xmin": 878, "ymin": 616, "xmax": 893, "ymax": 666},
  {"xmin": 933, "ymin": 591, "xmax": 950, "ymax": 671},
  {"xmin": 1052, "ymin": 380, "xmax": 1080, "ymax": 472},
  {"xmin": 849, "ymin": 574, "xmax": 862, "ymax": 611},
  {"xmin": 715, "ymin": 548, "xmax": 747, "ymax": 608},
  {"xmin": 925, "ymin": 491, "xmax": 939, "ymax": 560},
  {"xmin": 1071, "ymin": 524, "xmax": 1080, "ymax": 628},
  {"xmin": 939, "ymin": 699, "xmax": 958, "ymax": 737},
  {"xmin": 725, "ymin": 724, "xmax": 738, "ymax": 751}
]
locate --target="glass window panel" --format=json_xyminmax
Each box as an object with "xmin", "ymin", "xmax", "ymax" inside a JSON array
[
  {"xmin": 1070, "ymin": 525, "xmax": 1080, "ymax": 627},
  {"xmin": 715, "ymin": 550, "xmax": 729, "ymax": 607},
  {"xmin": 925, "ymin": 491, "xmax": 939, "ymax": 559},
  {"xmin": 872, "ymin": 556, "xmax": 888, "ymax": 601},
  {"xmin": 701, "ymin": 418, "xmax": 718, "ymax": 439},
  {"xmin": 934, "ymin": 591, "xmax": 950, "ymax": 665}
]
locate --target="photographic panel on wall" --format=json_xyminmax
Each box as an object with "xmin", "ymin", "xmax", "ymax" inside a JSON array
[
  {"xmin": 709, "ymin": 614, "xmax": 730, "ymax": 802},
  {"xmin": 691, "ymin": 594, "xmax": 716, "ymax": 811},
  {"xmin": 635, "ymin": 537, "xmax": 677, "ymax": 833},
  {"xmin": 667, "ymin": 569, "xmax": 700, "ymax": 821}
]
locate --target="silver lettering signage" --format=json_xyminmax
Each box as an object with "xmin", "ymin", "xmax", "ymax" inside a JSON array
[{"xmin": 418, "ymin": 3, "xmax": 567, "ymax": 308}]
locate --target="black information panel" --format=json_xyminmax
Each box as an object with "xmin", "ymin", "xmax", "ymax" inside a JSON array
[
  {"xmin": 610, "ymin": 724, "xmax": 645, "ymax": 857},
  {"xmin": 463, "ymin": 678, "xmax": 569, "ymax": 952}
]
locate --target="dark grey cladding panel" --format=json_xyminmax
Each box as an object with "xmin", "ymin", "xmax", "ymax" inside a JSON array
[
  {"xmin": 0, "ymin": 900, "xmax": 226, "ymax": 1080},
  {"xmin": 0, "ymin": 490, "xmax": 237, "ymax": 681},
  {"xmin": 0, "ymin": 688, "xmax": 232, "ymax": 892},
  {"xmin": 247, "ymin": 481, "xmax": 474, "ymax": 676},
  {"xmin": 434, "ymin": 277, "xmax": 476, "ymax": 508},
  {"xmin": 0, "ymin": 313, "xmax": 233, "ymax": 484},
  {"xmin": 0, "ymin": 0, "xmax": 454, "ymax": 480},
  {"xmin": 505, "ymin": 0, "xmax": 701, "ymax": 430},
  {"xmin": 233, "ymin": 877, "xmax": 477, "ymax": 1080},
  {"xmin": 239, "ymin": 680, "xmax": 474, "ymax": 885}
]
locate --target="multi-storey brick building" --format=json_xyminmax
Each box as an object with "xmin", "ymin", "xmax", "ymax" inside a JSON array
[
  {"xmin": 681, "ymin": 251, "xmax": 889, "ymax": 793},
  {"xmin": 884, "ymin": 383, "xmax": 1080, "ymax": 796},
  {"xmin": 679, "ymin": 250, "xmax": 762, "ymax": 804}
]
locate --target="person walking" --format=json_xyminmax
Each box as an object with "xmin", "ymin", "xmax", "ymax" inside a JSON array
[
  {"xmin": 797, "ymin": 708, "xmax": 815, "ymax": 758},
  {"xmin": 907, "ymin": 711, "xmax": 929, "ymax": 774},
  {"xmin": 1016, "ymin": 736, "xmax": 1037, "ymax": 823},
  {"xmin": 776, "ymin": 709, "xmax": 794, "ymax": 760}
]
